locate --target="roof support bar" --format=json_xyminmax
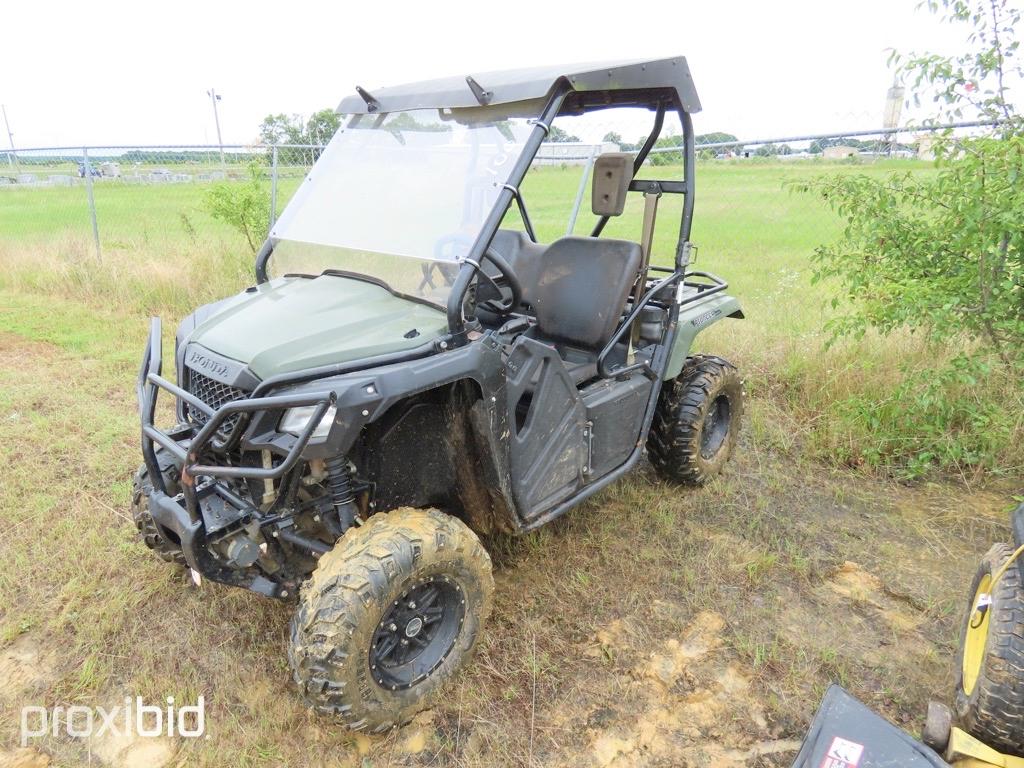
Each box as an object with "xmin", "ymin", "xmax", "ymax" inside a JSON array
[
  {"xmin": 446, "ymin": 82, "xmax": 571, "ymax": 340},
  {"xmin": 503, "ymin": 184, "xmax": 538, "ymax": 243},
  {"xmin": 676, "ymin": 110, "xmax": 696, "ymax": 266}
]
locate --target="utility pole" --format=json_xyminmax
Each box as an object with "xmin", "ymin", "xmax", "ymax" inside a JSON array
[
  {"xmin": 1, "ymin": 104, "xmax": 16, "ymax": 170},
  {"xmin": 207, "ymin": 88, "xmax": 225, "ymax": 168}
]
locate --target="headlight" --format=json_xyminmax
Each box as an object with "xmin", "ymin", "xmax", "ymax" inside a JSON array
[{"xmin": 279, "ymin": 405, "xmax": 337, "ymax": 440}]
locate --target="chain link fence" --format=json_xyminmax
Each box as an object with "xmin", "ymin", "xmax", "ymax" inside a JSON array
[
  {"xmin": 0, "ymin": 122, "xmax": 995, "ymax": 264},
  {"xmin": 0, "ymin": 145, "xmax": 323, "ymax": 257}
]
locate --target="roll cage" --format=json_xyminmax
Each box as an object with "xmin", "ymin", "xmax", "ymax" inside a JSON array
[{"xmin": 254, "ymin": 56, "xmax": 710, "ymax": 344}]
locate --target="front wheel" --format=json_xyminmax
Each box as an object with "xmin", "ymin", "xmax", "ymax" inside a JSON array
[
  {"xmin": 289, "ymin": 508, "xmax": 494, "ymax": 732},
  {"xmin": 647, "ymin": 355, "xmax": 744, "ymax": 486}
]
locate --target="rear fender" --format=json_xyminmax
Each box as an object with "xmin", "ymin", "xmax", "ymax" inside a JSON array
[{"xmin": 663, "ymin": 293, "xmax": 743, "ymax": 380}]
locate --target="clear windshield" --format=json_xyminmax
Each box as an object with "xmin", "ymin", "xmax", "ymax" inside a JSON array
[{"xmin": 268, "ymin": 109, "xmax": 537, "ymax": 306}]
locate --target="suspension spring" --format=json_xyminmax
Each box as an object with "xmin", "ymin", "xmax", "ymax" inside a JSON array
[{"xmin": 324, "ymin": 456, "xmax": 356, "ymax": 535}]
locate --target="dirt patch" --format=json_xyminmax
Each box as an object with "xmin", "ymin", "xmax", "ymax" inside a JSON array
[
  {"xmin": 398, "ymin": 710, "xmax": 437, "ymax": 754},
  {"xmin": 0, "ymin": 640, "xmax": 53, "ymax": 705},
  {"xmin": 0, "ymin": 748, "xmax": 51, "ymax": 768},
  {"xmin": 828, "ymin": 561, "xmax": 924, "ymax": 632},
  {"xmin": 639, "ymin": 611, "xmax": 725, "ymax": 687},
  {"xmin": 550, "ymin": 612, "xmax": 801, "ymax": 767},
  {"xmin": 88, "ymin": 700, "xmax": 176, "ymax": 768}
]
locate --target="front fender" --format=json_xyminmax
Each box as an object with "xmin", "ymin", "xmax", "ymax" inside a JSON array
[{"xmin": 663, "ymin": 293, "xmax": 744, "ymax": 380}]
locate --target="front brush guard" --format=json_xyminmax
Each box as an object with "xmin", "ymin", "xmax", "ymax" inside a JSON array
[{"xmin": 136, "ymin": 317, "xmax": 334, "ymax": 596}]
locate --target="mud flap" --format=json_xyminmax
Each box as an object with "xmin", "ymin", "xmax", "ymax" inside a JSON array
[{"xmin": 791, "ymin": 685, "xmax": 949, "ymax": 768}]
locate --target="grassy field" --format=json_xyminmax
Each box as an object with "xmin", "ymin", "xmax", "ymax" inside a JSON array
[{"xmin": 0, "ymin": 159, "xmax": 1021, "ymax": 767}]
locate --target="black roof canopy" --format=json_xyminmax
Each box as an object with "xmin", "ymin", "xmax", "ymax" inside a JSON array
[{"xmin": 336, "ymin": 57, "xmax": 701, "ymax": 116}]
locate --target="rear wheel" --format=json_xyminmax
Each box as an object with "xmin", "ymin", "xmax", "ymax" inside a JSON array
[
  {"xmin": 289, "ymin": 507, "xmax": 493, "ymax": 732},
  {"xmin": 130, "ymin": 449, "xmax": 185, "ymax": 566},
  {"xmin": 954, "ymin": 543, "xmax": 1024, "ymax": 756},
  {"xmin": 647, "ymin": 355, "xmax": 744, "ymax": 485}
]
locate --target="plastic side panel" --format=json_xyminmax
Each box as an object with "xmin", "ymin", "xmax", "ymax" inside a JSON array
[
  {"xmin": 663, "ymin": 293, "xmax": 743, "ymax": 380},
  {"xmin": 582, "ymin": 374, "xmax": 653, "ymax": 477},
  {"xmin": 505, "ymin": 337, "xmax": 587, "ymax": 519},
  {"xmin": 790, "ymin": 685, "xmax": 949, "ymax": 768}
]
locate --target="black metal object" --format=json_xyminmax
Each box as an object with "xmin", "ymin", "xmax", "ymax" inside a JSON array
[
  {"xmin": 629, "ymin": 179, "xmax": 686, "ymax": 194},
  {"xmin": 254, "ymin": 238, "xmax": 274, "ymax": 284},
  {"xmin": 369, "ymin": 576, "xmax": 465, "ymax": 690},
  {"xmin": 678, "ymin": 111, "xmax": 697, "ymax": 259},
  {"xmin": 596, "ymin": 271, "xmax": 682, "ymax": 379},
  {"xmin": 503, "ymin": 184, "xmax": 538, "ymax": 243},
  {"xmin": 700, "ymin": 395, "xmax": 731, "ymax": 459},
  {"xmin": 324, "ymin": 455, "xmax": 356, "ymax": 534},
  {"xmin": 276, "ymin": 527, "xmax": 330, "ymax": 556},
  {"xmin": 355, "ymin": 85, "xmax": 380, "ymax": 113},
  {"xmin": 790, "ymin": 685, "xmax": 948, "ymax": 767}
]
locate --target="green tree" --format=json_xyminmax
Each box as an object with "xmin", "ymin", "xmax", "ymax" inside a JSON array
[
  {"xmin": 259, "ymin": 113, "xmax": 305, "ymax": 146},
  {"xmin": 799, "ymin": 0, "xmax": 1024, "ymax": 474},
  {"xmin": 548, "ymin": 125, "xmax": 581, "ymax": 143},
  {"xmin": 602, "ymin": 131, "xmax": 623, "ymax": 145},
  {"xmin": 650, "ymin": 134, "xmax": 683, "ymax": 165},
  {"xmin": 305, "ymin": 109, "xmax": 341, "ymax": 145}
]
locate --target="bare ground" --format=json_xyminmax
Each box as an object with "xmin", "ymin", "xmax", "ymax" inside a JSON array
[{"xmin": 0, "ymin": 328, "xmax": 1016, "ymax": 768}]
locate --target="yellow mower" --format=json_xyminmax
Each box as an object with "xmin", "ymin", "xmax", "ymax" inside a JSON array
[{"xmin": 790, "ymin": 503, "xmax": 1024, "ymax": 768}]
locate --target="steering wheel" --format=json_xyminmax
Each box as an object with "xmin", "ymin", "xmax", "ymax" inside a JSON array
[
  {"xmin": 474, "ymin": 248, "xmax": 523, "ymax": 317},
  {"xmin": 425, "ymin": 235, "xmax": 523, "ymax": 317}
]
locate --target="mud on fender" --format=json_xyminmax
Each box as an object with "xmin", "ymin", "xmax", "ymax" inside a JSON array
[{"xmin": 790, "ymin": 685, "xmax": 948, "ymax": 767}]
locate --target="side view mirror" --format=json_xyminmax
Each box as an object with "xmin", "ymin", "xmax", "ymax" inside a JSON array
[{"xmin": 591, "ymin": 153, "xmax": 632, "ymax": 217}]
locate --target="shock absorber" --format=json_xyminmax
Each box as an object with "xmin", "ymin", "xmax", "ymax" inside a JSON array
[{"xmin": 324, "ymin": 456, "xmax": 356, "ymax": 536}]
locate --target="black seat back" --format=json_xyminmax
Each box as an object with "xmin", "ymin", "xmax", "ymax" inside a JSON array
[
  {"xmin": 482, "ymin": 229, "xmax": 547, "ymax": 309},
  {"xmin": 533, "ymin": 236, "xmax": 642, "ymax": 350}
]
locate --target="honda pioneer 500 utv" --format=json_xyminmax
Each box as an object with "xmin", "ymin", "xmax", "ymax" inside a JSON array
[{"xmin": 134, "ymin": 57, "xmax": 745, "ymax": 731}]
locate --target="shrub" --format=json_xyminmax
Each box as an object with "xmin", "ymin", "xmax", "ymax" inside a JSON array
[
  {"xmin": 797, "ymin": 0, "xmax": 1024, "ymax": 477},
  {"xmin": 204, "ymin": 163, "xmax": 270, "ymax": 254}
]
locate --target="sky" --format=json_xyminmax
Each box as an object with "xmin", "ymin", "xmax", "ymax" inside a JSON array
[{"xmin": 0, "ymin": 0, "xmax": 1001, "ymax": 149}]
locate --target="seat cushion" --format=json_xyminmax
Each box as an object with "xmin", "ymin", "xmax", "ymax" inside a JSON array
[{"xmin": 533, "ymin": 236, "xmax": 643, "ymax": 350}]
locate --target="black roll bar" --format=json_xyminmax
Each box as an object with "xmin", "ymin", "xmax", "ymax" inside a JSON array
[{"xmin": 446, "ymin": 81, "xmax": 573, "ymax": 339}]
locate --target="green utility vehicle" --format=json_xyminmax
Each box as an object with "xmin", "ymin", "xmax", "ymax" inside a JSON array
[{"xmin": 134, "ymin": 57, "xmax": 745, "ymax": 730}]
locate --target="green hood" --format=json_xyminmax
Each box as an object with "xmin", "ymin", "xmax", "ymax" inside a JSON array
[{"xmin": 186, "ymin": 275, "xmax": 447, "ymax": 379}]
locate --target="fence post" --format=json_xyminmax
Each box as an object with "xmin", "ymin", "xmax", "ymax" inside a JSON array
[
  {"xmin": 566, "ymin": 144, "xmax": 598, "ymax": 235},
  {"xmin": 83, "ymin": 147, "xmax": 101, "ymax": 260},
  {"xmin": 269, "ymin": 145, "xmax": 279, "ymax": 231}
]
